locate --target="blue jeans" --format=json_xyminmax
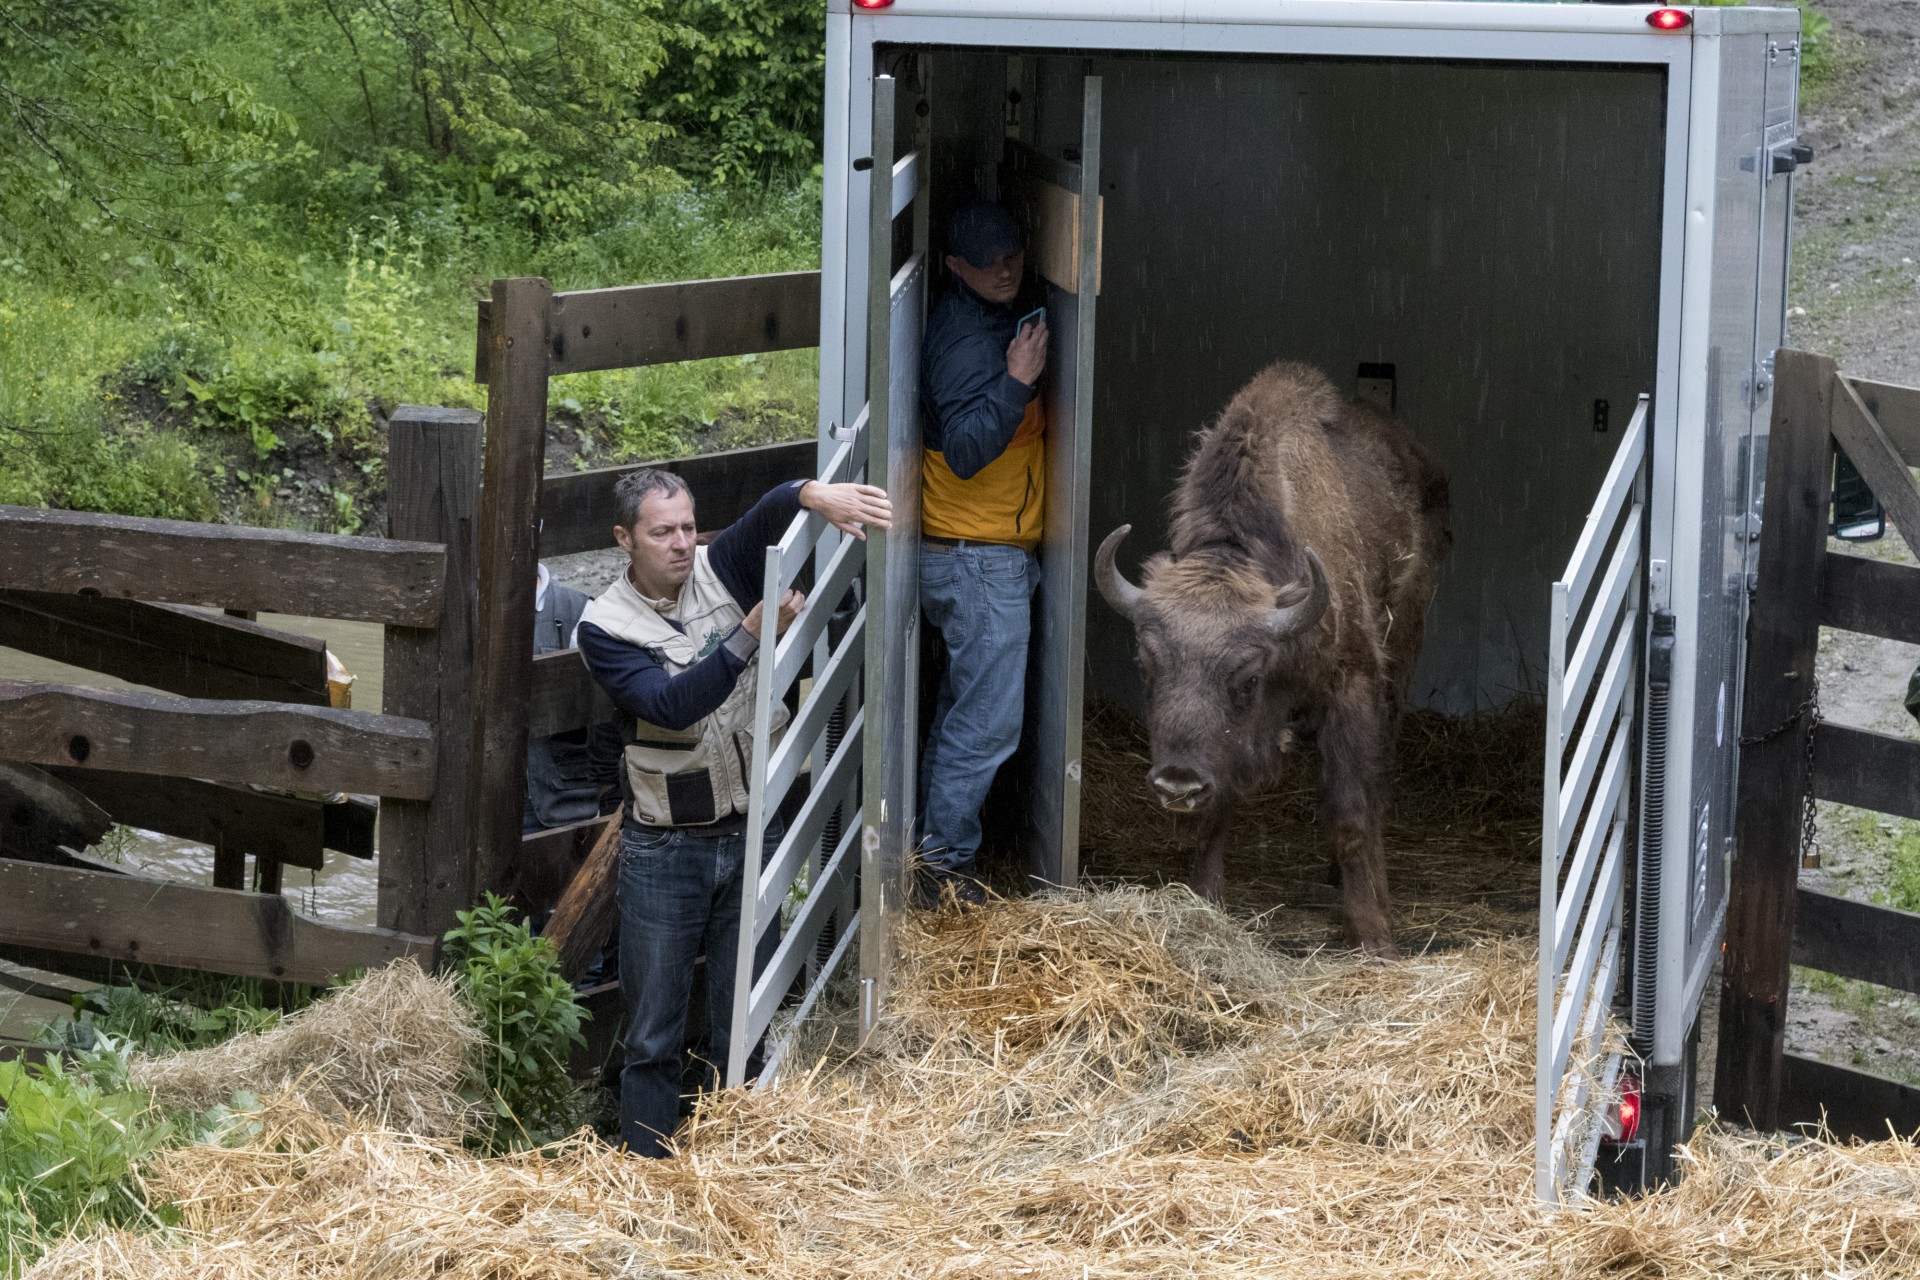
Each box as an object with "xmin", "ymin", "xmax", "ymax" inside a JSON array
[
  {"xmin": 616, "ymin": 818, "xmax": 781, "ymax": 1157},
  {"xmin": 917, "ymin": 542, "xmax": 1039, "ymax": 871}
]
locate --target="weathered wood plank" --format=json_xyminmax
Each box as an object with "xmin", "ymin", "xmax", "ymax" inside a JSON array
[
  {"xmin": 42, "ymin": 766, "xmax": 357, "ymax": 870},
  {"xmin": 1845, "ymin": 374, "xmax": 1920, "ymax": 468},
  {"xmin": 380, "ymin": 406, "xmax": 483, "ymax": 937},
  {"xmin": 0, "ymin": 680, "xmax": 434, "ymax": 800},
  {"xmin": 1819, "ymin": 552, "xmax": 1920, "ymax": 646},
  {"xmin": 0, "ymin": 589, "xmax": 330, "ymax": 704},
  {"xmin": 528, "ymin": 648, "xmax": 614, "ymax": 738},
  {"xmin": 1793, "ymin": 888, "xmax": 1920, "ymax": 995},
  {"xmin": 0, "ymin": 763, "xmax": 111, "ymax": 862},
  {"xmin": 1780, "ymin": 1052, "xmax": 1920, "ymax": 1141},
  {"xmin": 537, "ymin": 810, "xmax": 622, "ymax": 980},
  {"xmin": 0, "ymin": 506, "xmax": 447, "ymax": 628},
  {"xmin": 538, "ymin": 440, "xmax": 815, "ymax": 558},
  {"xmin": 536, "ymin": 271, "xmax": 820, "ymax": 379},
  {"xmin": 1717, "ymin": 349, "xmax": 1837, "ymax": 1133},
  {"xmin": 472, "ymin": 278, "xmax": 551, "ymax": 898},
  {"xmin": 519, "ymin": 810, "xmax": 619, "ymax": 911},
  {"xmin": 1811, "ymin": 722, "xmax": 1920, "ymax": 821},
  {"xmin": 1831, "ymin": 376, "xmax": 1920, "ymax": 555},
  {"xmin": 0, "ymin": 857, "xmax": 432, "ymax": 986}
]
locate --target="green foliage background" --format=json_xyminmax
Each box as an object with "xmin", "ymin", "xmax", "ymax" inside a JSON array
[{"xmin": 0, "ymin": 0, "xmax": 827, "ymax": 521}]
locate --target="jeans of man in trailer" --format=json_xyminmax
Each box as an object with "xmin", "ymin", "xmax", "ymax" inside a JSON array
[
  {"xmin": 616, "ymin": 816, "xmax": 781, "ymax": 1157},
  {"xmin": 916, "ymin": 541, "xmax": 1040, "ymax": 872}
]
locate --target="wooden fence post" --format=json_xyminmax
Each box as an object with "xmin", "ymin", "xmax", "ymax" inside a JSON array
[
  {"xmin": 380, "ymin": 406, "xmax": 482, "ymax": 938},
  {"xmin": 1715, "ymin": 348, "xmax": 1837, "ymax": 1130},
  {"xmin": 471, "ymin": 277, "xmax": 552, "ymax": 898}
]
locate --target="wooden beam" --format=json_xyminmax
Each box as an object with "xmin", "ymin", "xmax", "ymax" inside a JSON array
[
  {"xmin": 472, "ymin": 277, "xmax": 551, "ymax": 899},
  {"xmin": 1717, "ymin": 348, "xmax": 1838, "ymax": 1133},
  {"xmin": 0, "ymin": 763, "xmax": 111, "ymax": 862},
  {"xmin": 1831, "ymin": 376, "xmax": 1920, "ymax": 556},
  {"xmin": 1780, "ymin": 1052, "xmax": 1920, "ymax": 1141},
  {"xmin": 538, "ymin": 440, "xmax": 815, "ymax": 558},
  {"xmin": 0, "ymin": 589, "xmax": 330, "ymax": 704},
  {"xmin": 42, "ymin": 766, "xmax": 356, "ymax": 871},
  {"xmin": 0, "ymin": 506, "xmax": 446, "ymax": 628},
  {"xmin": 528, "ymin": 648, "xmax": 613, "ymax": 738},
  {"xmin": 1793, "ymin": 888, "xmax": 1920, "ymax": 995},
  {"xmin": 380, "ymin": 406, "xmax": 483, "ymax": 937},
  {"xmin": 540, "ymin": 810, "xmax": 623, "ymax": 982},
  {"xmin": 0, "ymin": 680, "xmax": 434, "ymax": 800},
  {"xmin": 0, "ymin": 857, "xmax": 432, "ymax": 986},
  {"xmin": 533, "ymin": 271, "xmax": 820, "ymax": 381},
  {"xmin": 1844, "ymin": 374, "xmax": 1920, "ymax": 468},
  {"xmin": 1819, "ymin": 552, "xmax": 1920, "ymax": 646},
  {"xmin": 519, "ymin": 810, "xmax": 619, "ymax": 916},
  {"xmin": 1811, "ymin": 723, "xmax": 1920, "ymax": 822}
]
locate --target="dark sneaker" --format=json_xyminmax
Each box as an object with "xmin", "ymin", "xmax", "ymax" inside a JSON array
[{"xmin": 913, "ymin": 864, "xmax": 988, "ymax": 911}]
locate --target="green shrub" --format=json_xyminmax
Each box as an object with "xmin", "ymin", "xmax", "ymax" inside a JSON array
[
  {"xmin": 441, "ymin": 894, "xmax": 587, "ymax": 1150},
  {"xmin": 652, "ymin": 0, "xmax": 827, "ymax": 183},
  {"xmin": 0, "ymin": 1042, "xmax": 172, "ymax": 1273},
  {"xmin": 51, "ymin": 982, "xmax": 285, "ymax": 1058}
]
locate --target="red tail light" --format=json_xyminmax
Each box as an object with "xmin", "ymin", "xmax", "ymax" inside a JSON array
[
  {"xmin": 1608, "ymin": 1074, "xmax": 1644, "ymax": 1143},
  {"xmin": 852, "ymin": 0, "xmax": 895, "ymax": 8},
  {"xmin": 1647, "ymin": 8, "xmax": 1692, "ymax": 30}
]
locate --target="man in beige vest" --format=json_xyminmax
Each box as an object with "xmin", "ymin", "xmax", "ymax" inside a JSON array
[{"xmin": 578, "ymin": 467, "xmax": 889, "ymax": 1156}]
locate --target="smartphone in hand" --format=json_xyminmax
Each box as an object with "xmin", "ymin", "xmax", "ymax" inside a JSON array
[{"xmin": 1017, "ymin": 306, "xmax": 1047, "ymax": 337}]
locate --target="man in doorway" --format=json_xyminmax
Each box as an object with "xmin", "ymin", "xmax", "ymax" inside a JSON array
[
  {"xmin": 578, "ymin": 468, "xmax": 890, "ymax": 1157},
  {"xmin": 915, "ymin": 198, "xmax": 1051, "ymax": 905}
]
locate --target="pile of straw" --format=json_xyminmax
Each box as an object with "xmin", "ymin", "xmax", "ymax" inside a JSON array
[
  {"xmin": 127, "ymin": 959, "xmax": 480, "ymax": 1139},
  {"xmin": 30, "ymin": 889, "xmax": 1920, "ymax": 1278}
]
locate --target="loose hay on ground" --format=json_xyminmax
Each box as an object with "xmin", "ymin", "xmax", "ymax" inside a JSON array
[
  {"xmin": 30, "ymin": 888, "xmax": 1920, "ymax": 1278},
  {"xmin": 127, "ymin": 959, "xmax": 480, "ymax": 1139}
]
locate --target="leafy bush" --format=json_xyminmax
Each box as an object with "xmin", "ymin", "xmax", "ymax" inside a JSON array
[
  {"xmin": 51, "ymin": 982, "xmax": 285, "ymax": 1058},
  {"xmin": 652, "ymin": 0, "xmax": 827, "ymax": 183},
  {"xmin": 441, "ymin": 895, "xmax": 587, "ymax": 1149},
  {"xmin": 0, "ymin": 1042, "xmax": 172, "ymax": 1272}
]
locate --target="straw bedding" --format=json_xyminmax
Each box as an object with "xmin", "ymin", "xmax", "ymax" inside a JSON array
[{"xmin": 30, "ymin": 890, "xmax": 1920, "ymax": 1279}]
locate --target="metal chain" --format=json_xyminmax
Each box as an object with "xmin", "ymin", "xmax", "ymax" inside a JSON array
[{"xmin": 1739, "ymin": 677, "xmax": 1822, "ymax": 867}]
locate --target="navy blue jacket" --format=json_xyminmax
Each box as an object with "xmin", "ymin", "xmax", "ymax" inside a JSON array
[
  {"xmin": 577, "ymin": 480, "xmax": 806, "ymax": 731},
  {"xmin": 920, "ymin": 278, "xmax": 1043, "ymax": 479}
]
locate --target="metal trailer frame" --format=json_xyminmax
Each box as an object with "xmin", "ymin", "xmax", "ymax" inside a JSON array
[{"xmin": 790, "ymin": 0, "xmax": 1803, "ymax": 1201}]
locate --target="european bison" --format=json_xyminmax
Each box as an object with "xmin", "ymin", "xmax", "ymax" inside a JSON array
[{"xmin": 1095, "ymin": 362, "xmax": 1450, "ymax": 957}]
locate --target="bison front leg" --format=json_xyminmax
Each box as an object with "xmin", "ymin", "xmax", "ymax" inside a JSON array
[
  {"xmin": 1318, "ymin": 691, "xmax": 1397, "ymax": 959},
  {"xmin": 1180, "ymin": 807, "xmax": 1232, "ymax": 904}
]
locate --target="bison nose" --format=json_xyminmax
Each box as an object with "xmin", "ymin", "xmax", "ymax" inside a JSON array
[{"xmin": 1150, "ymin": 766, "xmax": 1211, "ymax": 812}]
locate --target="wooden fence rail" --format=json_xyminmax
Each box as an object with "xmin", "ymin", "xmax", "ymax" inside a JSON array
[
  {"xmin": 0, "ymin": 505, "xmax": 447, "ymax": 627},
  {"xmin": 1719, "ymin": 350, "xmax": 1920, "ymax": 1140}
]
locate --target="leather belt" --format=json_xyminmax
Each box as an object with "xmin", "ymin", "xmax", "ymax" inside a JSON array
[{"xmin": 922, "ymin": 534, "xmax": 1021, "ymax": 552}]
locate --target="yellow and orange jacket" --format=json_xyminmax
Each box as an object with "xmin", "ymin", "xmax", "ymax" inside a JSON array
[{"xmin": 918, "ymin": 280, "xmax": 1046, "ymax": 549}]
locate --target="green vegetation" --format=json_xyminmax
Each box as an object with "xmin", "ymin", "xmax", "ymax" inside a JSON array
[
  {"xmin": 441, "ymin": 895, "xmax": 588, "ymax": 1151},
  {"xmin": 2, "ymin": 0, "xmax": 825, "ymax": 524}
]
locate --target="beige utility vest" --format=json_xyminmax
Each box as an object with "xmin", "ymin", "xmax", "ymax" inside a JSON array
[{"xmin": 579, "ymin": 552, "xmax": 788, "ymax": 828}]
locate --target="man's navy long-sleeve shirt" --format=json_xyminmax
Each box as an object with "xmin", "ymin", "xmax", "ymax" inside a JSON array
[
  {"xmin": 919, "ymin": 278, "xmax": 1042, "ymax": 479},
  {"xmin": 577, "ymin": 480, "xmax": 806, "ymax": 731}
]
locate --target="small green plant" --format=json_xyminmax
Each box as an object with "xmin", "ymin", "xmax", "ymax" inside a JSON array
[
  {"xmin": 0, "ymin": 1041, "xmax": 173, "ymax": 1271},
  {"xmin": 1885, "ymin": 821, "xmax": 1920, "ymax": 913},
  {"xmin": 441, "ymin": 894, "xmax": 587, "ymax": 1150},
  {"xmin": 50, "ymin": 980, "xmax": 290, "ymax": 1059}
]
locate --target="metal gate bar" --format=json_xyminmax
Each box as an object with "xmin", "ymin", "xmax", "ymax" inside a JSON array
[{"xmin": 1537, "ymin": 394, "xmax": 1648, "ymax": 1202}]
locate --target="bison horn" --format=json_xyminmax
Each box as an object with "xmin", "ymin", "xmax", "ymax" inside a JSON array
[
  {"xmin": 1267, "ymin": 547, "xmax": 1331, "ymax": 640},
  {"xmin": 1094, "ymin": 525, "xmax": 1144, "ymax": 620}
]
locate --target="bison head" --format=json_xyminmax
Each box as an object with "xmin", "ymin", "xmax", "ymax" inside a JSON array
[{"xmin": 1094, "ymin": 524, "xmax": 1330, "ymax": 816}]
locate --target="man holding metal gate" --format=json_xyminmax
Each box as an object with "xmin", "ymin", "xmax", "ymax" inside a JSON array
[
  {"xmin": 914, "ymin": 198, "xmax": 1050, "ymax": 905},
  {"xmin": 578, "ymin": 468, "xmax": 890, "ymax": 1157}
]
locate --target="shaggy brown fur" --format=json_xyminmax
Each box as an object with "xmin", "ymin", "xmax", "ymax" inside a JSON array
[{"xmin": 1098, "ymin": 361, "xmax": 1449, "ymax": 956}]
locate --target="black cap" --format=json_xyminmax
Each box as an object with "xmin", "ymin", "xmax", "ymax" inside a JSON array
[{"xmin": 945, "ymin": 199, "xmax": 1024, "ymax": 269}]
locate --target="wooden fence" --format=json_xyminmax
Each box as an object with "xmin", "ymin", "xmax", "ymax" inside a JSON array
[
  {"xmin": 1717, "ymin": 348, "xmax": 1920, "ymax": 1140},
  {"xmin": 0, "ymin": 271, "xmax": 821, "ymax": 1018}
]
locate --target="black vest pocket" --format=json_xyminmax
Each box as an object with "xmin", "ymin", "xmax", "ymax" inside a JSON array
[{"xmin": 666, "ymin": 769, "xmax": 718, "ymax": 826}]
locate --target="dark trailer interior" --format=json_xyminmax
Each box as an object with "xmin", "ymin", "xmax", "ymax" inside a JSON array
[{"xmin": 894, "ymin": 48, "xmax": 1668, "ymax": 894}]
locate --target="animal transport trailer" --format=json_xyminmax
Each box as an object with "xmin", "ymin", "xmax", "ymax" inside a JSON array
[{"xmin": 794, "ymin": 0, "xmax": 1804, "ymax": 1200}]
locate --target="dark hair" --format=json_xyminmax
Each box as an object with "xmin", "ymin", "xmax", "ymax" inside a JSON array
[{"xmin": 613, "ymin": 468, "xmax": 692, "ymax": 529}]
